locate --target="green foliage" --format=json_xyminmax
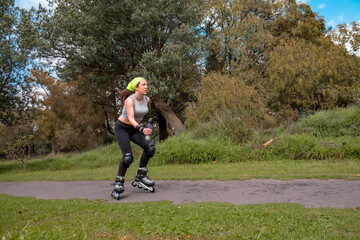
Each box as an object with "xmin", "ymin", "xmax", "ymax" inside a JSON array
[
  {"xmin": 27, "ymin": 70, "xmax": 114, "ymax": 153},
  {"xmin": 5, "ymin": 134, "xmax": 34, "ymax": 171},
  {"xmin": 132, "ymin": 4, "xmax": 204, "ymax": 110},
  {"xmin": 185, "ymin": 72, "xmax": 265, "ymax": 128},
  {"xmin": 331, "ymin": 21, "xmax": 360, "ymax": 54},
  {"xmin": 6, "ymin": 0, "xmax": 360, "ymax": 158},
  {"xmin": 0, "ymin": 122, "xmax": 35, "ymax": 159},
  {"xmin": 0, "ymin": 142, "xmax": 144, "ymax": 174},
  {"xmin": 150, "ymin": 132, "xmax": 250, "ymax": 165},
  {"xmin": 2, "ymin": 106, "xmax": 359, "ymax": 171},
  {"xmin": 191, "ymin": 112, "xmax": 255, "ymax": 144},
  {"xmin": 266, "ymin": 38, "xmax": 360, "ymax": 111},
  {"xmin": 2, "ymin": 195, "xmax": 360, "ymax": 239},
  {"xmin": 158, "ymin": 106, "xmax": 360, "ymax": 164},
  {"xmin": 30, "ymin": 0, "xmax": 204, "ymax": 121},
  {"xmin": 203, "ymin": 0, "xmax": 359, "ymax": 114},
  {"xmin": 0, "ymin": 0, "xmax": 35, "ymax": 125},
  {"xmin": 257, "ymin": 134, "xmax": 359, "ymax": 160},
  {"xmin": 286, "ymin": 105, "xmax": 360, "ymax": 137}
]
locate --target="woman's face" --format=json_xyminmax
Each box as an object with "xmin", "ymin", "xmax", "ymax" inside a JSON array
[{"xmin": 135, "ymin": 79, "xmax": 148, "ymax": 95}]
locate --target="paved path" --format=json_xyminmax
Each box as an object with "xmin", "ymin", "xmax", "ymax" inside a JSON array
[{"xmin": 1, "ymin": 180, "xmax": 359, "ymax": 209}]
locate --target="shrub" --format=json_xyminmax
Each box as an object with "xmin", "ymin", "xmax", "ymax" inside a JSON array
[
  {"xmin": 287, "ymin": 105, "xmax": 360, "ymax": 137},
  {"xmin": 191, "ymin": 111, "xmax": 255, "ymax": 144},
  {"xmin": 151, "ymin": 132, "xmax": 251, "ymax": 165},
  {"xmin": 185, "ymin": 72, "xmax": 265, "ymax": 128}
]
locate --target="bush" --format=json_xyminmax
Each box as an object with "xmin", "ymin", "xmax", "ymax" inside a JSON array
[
  {"xmin": 260, "ymin": 134, "xmax": 360, "ymax": 160},
  {"xmin": 153, "ymin": 105, "xmax": 360, "ymax": 165},
  {"xmin": 151, "ymin": 132, "xmax": 251, "ymax": 165},
  {"xmin": 185, "ymin": 72, "xmax": 265, "ymax": 128},
  {"xmin": 287, "ymin": 105, "xmax": 360, "ymax": 137},
  {"xmin": 191, "ymin": 111, "xmax": 255, "ymax": 144}
]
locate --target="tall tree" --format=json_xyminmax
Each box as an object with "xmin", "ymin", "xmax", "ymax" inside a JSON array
[
  {"xmin": 29, "ymin": 0, "xmax": 204, "ymax": 136},
  {"xmin": 29, "ymin": 70, "xmax": 108, "ymax": 154},
  {"xmin": 265, "ymin": 38, "xmax": 360, "ymax": 110},
  {"xmin": 0, "ymin": 0, "xmax": 35, "ymax": 125},
  {"xmin": 202, "ymin": 0, "xmax": 359, "ymax": 115}
]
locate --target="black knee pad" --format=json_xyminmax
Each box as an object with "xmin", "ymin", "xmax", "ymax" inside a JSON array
[
  {"xmin": 122, "ymin": 153, "xmax": 133, "ymax": 167},
  {"xmin": 147, "ymin": 142, "xmax": 155, "ymax": 156}
]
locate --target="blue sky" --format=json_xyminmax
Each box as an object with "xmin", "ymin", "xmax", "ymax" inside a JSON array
[
  {"xmin": 15, "ymin": 0, "xmax": 360, "ymax": 28},
  {"xmin": 300, "ymin": 0, "xmax": 360, "ymax": 28},
  {"xmin": 15, "ymin": 0, "xmax": 49, "ymax": 10}
]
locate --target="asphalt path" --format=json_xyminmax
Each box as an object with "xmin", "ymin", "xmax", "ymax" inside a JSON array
[{"xmin": 1, "ymin": 179, "xmax": 359, "ymax": 209}]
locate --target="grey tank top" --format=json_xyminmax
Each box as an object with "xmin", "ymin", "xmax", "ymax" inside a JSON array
[{"xmin": 121, "ymin": 95, "xmax": 148, "ymax": 121}]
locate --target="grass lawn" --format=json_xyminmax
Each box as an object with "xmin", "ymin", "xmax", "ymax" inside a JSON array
[
  {"xmin": 1, "ymin": 159, "xmax": 359, "ymax": 239},
  {"xmin": 1, "ymin": 194, "xmax": 359, "ymax": 239},
  {"xmin": 0, "ymin": 159, "xmax": 359, "ymax": 182}
]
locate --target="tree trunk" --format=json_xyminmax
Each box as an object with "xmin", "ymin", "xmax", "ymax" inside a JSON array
[
  {"xmin": 157, "ymin": 111, "xmax": 169, "ymax": 141},
  {"xmin": 99, "ymin": 99, "xmax": 114, "ymax": 135},
  {"xmin": 153, "ymin": 98, "xmax": 185, "ymax": 136},
  {"xmin": 51, "ymin": 134, "xmax": 55, "ymax": 155}
]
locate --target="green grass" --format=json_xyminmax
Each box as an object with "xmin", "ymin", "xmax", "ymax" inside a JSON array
[
  {"xmin": 1, "ymin": 160, "xmax": 359, "ymax": 181},
  {"xmin": 153, "ymin": 105, "xmax": 360, "ymax": 164},
  {"xmin": 1, "ymin": 195, "xmax": 359, "ymax": 240},
  {"xmin": 1, "ymin": 106, "xmax": 360, "ymax": 239},
  {"xmin": 1, "ymin": 106, "xmax": 359, "ymax": 175}
]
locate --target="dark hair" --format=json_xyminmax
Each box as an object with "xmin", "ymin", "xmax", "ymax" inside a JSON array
[{"xmin": 119, "ymin": 89, "xmax": 133, "ymax": 106}]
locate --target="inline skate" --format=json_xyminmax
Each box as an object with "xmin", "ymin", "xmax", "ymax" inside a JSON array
[
  {"xmin": 132, "ymin": 167, "xmax": 155, "ymax": 192},
  {"xmin": 111, "ymin": 176, "xmax": 125, "ymax": 200}
]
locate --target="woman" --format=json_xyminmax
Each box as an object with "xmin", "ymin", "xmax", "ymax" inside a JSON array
[{"xmin": 111, "ymin": 77, "xmax": 155, "ymax": 200}]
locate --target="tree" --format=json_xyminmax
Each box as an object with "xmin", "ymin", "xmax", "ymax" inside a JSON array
[
  {"xmin": 265, "ymin": 38, "xmax": 360, "ymax": 111},
  {"xmin": 28, "ymin": 0, "xmax": 204, "ymax": 137},
  {"xmin": 331, "ymin": 21, "xmax": 360, "ymax": 56},
  {"xmin": 0, "ymin": 0, "xmax": 35, "ymax": 126},
  {"xmin": 202, "ymin": 0, "xmax": 359, "ymax": 117},
  {"xmin": 5, "ymin": 134, "xmax": 34, "ymax": 171},
  {"xmin": 29, "ymin": 70, "xmax": 112, "ymax": 154},
  {"xmin": 133, "ymin": 23, "xmax": 203, "ymax": 135}
]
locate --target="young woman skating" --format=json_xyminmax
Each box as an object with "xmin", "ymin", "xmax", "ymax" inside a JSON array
[{"xmin": 111, "ymin": 77, "xmax": 155, "ymax": 200}]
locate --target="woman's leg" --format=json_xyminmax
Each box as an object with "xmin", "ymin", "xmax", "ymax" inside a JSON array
[
  {"xmin": 130, "ymin": 131, "xmax": 156, "ymax": 189},
  {"xmin": 114, "ymin": 121, "xmax": 134, "ymax": 177},
  {"xmin": 131, "ymin": 132, "xmax": 155, "ymax": 168}
]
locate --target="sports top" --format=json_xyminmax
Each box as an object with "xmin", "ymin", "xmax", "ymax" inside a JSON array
[{"xmin": 121, "ymin": 94, "xmax": 148, "ymax": 121}]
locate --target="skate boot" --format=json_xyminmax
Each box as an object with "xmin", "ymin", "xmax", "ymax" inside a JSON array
[
  {"xmin": 111, "ymin": 176, "xmax": 125, "ymax": 200},
  {"xmin": 132, "ymin": 167, "xmax": 155, "ymax": 192}
]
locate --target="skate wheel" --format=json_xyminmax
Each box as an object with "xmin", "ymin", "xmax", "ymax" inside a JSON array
[
  {"xmin": 131, "ymin": 181, "xmax": 136, "ymax": 187},
  {"xmin": 150, "ymin": 188, "xmax": 155, "ymax": 193},
  {"xmin": 138, "ymin": 185, "xmax": 142, "ymax": 189},
  {"xmin": 111, "ymin": 191, "xmax": 121, "ymax": 200}
]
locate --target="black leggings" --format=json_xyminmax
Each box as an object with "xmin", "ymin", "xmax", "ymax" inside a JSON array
[{"xmin": 114, "ymin": 120, "xmax": 154, "ymax": 177}]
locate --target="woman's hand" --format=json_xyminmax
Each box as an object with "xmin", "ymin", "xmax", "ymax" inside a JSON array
[{"xmin": 142, "ymin": 128, "xmax": 152, "ymax": 136}]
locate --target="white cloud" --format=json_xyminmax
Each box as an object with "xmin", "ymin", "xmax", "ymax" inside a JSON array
[
  {"xmin": 296, "ymin": 0, "xmax": 310, "ymax": 4},
  {"xmin": 328, "ymin": 20, "xmax": 337, "ymax": 28},
  {"xmin": 318, "ymin": 4, "xmax": 326, "ymax": 9},
  {"xmin": 339, "ymin": 15, "xmax": 344, "ymax": 21},
  {"xmin": 15, "ymin": 0, "xmax": 51, "ymax": 10}
]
